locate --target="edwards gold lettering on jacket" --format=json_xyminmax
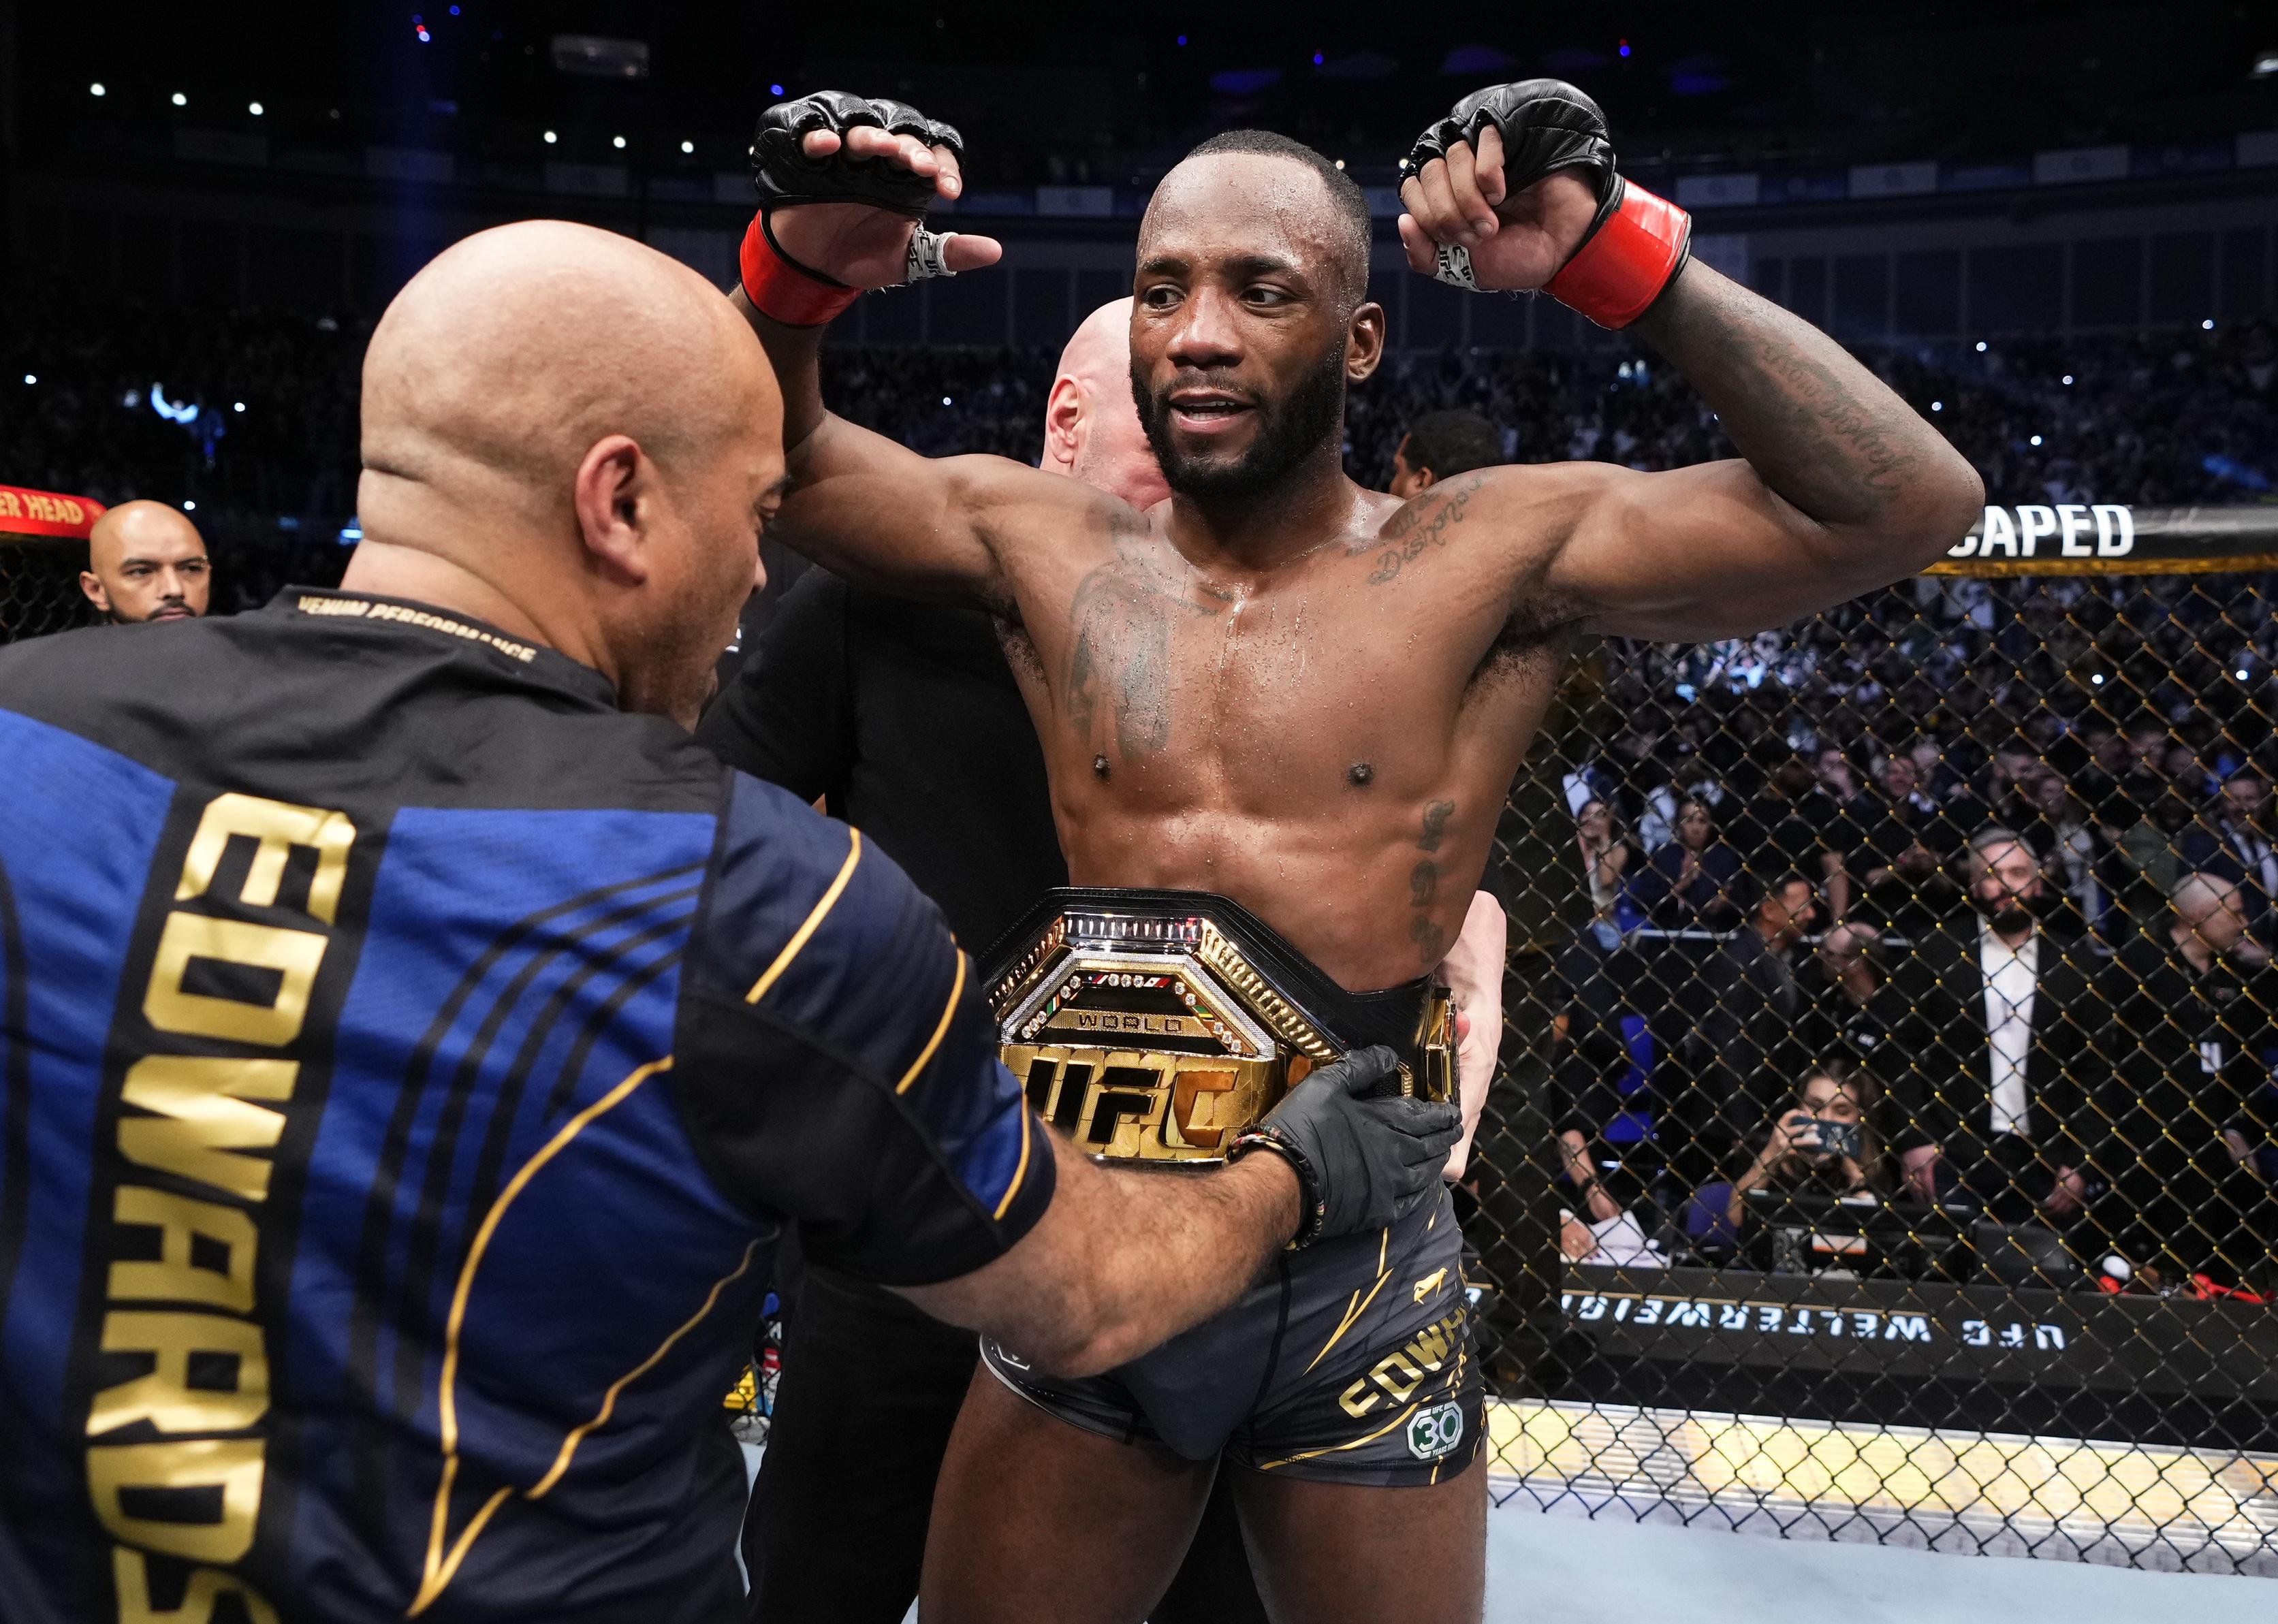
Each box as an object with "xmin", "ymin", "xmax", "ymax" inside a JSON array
[{"xmin": 85, "ymin": 792, "xmax": 358, "ymax": 1621}]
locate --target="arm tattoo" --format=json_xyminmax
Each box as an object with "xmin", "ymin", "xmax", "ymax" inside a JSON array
[
  {"xmin": 1636, "ymin": 267, "xmax": 1932, "ymax": 530},
  {"xmin": 1364, "ymin": 476, "xmax": 1488, "ymax": 586}
]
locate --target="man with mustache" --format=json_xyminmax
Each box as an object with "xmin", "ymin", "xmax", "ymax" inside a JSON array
[
  {"xmin": 731, "ymin": 80, "xmax": 1981, "ymax": 1622},
  {"xmin": 78, "ymin": 500, "xmax": 210, "ymax": 624}
]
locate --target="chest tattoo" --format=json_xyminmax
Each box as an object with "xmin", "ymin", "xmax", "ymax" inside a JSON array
[{"xmin": 1062, "ymin": 549, "xmax": 1215, "ymax": 759}]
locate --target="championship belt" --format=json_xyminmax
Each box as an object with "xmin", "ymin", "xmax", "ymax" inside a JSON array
[{"xmin": 983, "ymin": 888, "xmax": 1456, "ymax": 1165}]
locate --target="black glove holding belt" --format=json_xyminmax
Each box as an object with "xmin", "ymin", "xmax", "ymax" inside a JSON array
[
  {"xmin": 741, "ymin": 91, "xmax": 966, "ymax": 326},
  {"xmin": 1229, "ymin": 1047, "xmax": 1462, "ymax": 1247}
]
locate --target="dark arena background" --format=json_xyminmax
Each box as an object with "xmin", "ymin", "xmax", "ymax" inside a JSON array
[{"xmin": 4, "ymin": 4, "xmax": 2278, "ymax": 1619}]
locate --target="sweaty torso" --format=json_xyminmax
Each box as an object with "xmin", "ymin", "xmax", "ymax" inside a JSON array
[{"xmin": 992, "ymin": 473, "xmax": 1570, "ymax": 991}]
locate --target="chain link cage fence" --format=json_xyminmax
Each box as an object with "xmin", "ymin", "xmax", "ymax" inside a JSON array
[
  {"xmin": 1466, "ymin": 515, "xmax": 2278, "ymax": 1574},
  {"xmin": 0, "ymin": 535, "xmax": 97, "ymax": 643}
]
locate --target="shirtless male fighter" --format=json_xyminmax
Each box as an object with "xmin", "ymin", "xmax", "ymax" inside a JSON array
[{"xmin": 727, "ymin": 81, "xmax": 1981, "ymax": 1623}]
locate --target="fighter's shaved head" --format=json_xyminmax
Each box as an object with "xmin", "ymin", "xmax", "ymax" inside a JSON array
[{"xmin": 347, "ymin": 221, "xmax": 784, "ymax": 725}]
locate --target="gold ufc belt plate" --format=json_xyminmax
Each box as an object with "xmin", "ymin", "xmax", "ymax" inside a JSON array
[{"xmin": 984, "ymin": 889, "xmax": 1455, "ymax": 1165}]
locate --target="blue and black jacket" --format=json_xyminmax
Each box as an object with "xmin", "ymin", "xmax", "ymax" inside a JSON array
[{"xmin": 0, "ymin": 588, "xmax": 1051, "ymax": 1622}]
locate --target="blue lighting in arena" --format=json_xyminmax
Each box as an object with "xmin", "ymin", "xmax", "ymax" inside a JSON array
[
  {"xmin": 414, "ymin": 14, "xmax": 431, "ymax": 42},
  {"xmin": 150, "ymin": 383, "xmax": 198, "ymax": 424},
  {"xmin": 2204, "ymin": 318, "xmax": 2217, "ymax": 330},
  {"xmin": 1312, "ymin": 51, "xmax": 1325, "ymax": 65},
  {"xmin": 338, "ymin": 521, "xmax": 364, "ymax": 544},
  {"xmin": 1210, "ymin": 67, "xmax": 1283, "ymax": 95},
  {"xmin": 770, "ymin": 83, "xmax": 785, "ymax": 96},
  {"xmin": 1619, "ymin": 39, "xmax": 1631, "ymax": 57}
]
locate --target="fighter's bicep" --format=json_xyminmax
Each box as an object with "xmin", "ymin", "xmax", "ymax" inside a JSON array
[{"xmin": 1547, "ymin": 460, "xmax": 1843, "ymax": 640}]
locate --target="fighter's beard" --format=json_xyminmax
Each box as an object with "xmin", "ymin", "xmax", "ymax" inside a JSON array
[{"xmin": 1132, "ymin": 344, "xmax": 1348, "ymax": 503}]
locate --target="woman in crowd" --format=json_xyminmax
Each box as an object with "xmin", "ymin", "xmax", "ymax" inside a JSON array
[
  {"xmin": 1721, "ymin": 1061, "xmax": 1886, "ymax": 1246},
  {"xmin": 1574, "ymin": 798, "xmax": 1643, "ymax": 948},
  {"xmin": 1628, "ymin": 796, "xmax": 1746, "ymax": 932}
]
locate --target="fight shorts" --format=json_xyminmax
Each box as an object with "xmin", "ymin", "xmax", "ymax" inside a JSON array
[{"xmin": 977, "ymin": 889, "xmax": 1483, "ymax": 1486}]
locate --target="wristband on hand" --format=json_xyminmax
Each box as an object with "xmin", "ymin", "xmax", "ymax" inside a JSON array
[
  {"xmin": 739, "ymin": 211, "xmax": 860, "ymax": 329},
  {"xmin": 1544, "ymin": 175, "xmax": 1691, "ymax": 331},
  {"xmin": 1228, "ymin": 1124, "xmax": 1326, "ymax": 1249}
]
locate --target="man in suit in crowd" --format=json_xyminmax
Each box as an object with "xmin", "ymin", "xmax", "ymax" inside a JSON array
[{"xmin": 1893, "ymin": 829, "xmax": 2108, "ymax": 1273}]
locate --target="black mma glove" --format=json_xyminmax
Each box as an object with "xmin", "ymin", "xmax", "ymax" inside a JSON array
[
  {"xmin": 1229, "ymin": 1047, "xmax": 1463, "ymax": 1247},
  {"xmin": 741, "ymin": 91, "xmax": 966, "ymax": 326},
  {"xmin": 1403, "ymin": 78, "xmax": 1690, "ymax": 330},
  {"xmin": 750, "ymin": 90, "xmax": 964, "ymax": 217},
  {"xmin": 1406, "ymin": 78, "xmax": 1614, "ymax": 201}
]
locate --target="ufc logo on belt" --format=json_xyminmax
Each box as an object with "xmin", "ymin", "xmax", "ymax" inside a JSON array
[{"xmin": 1003, "ymin": 1045, "xmax": 1280, "ymax": 1160}]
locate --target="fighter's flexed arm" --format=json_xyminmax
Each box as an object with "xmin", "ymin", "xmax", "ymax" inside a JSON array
[
  {"xmin": 1393, "ymin": 82, "xmax": 1983, "ymax": 638},
  {"xmin": 725, "ymin": 94, "xmax": 1104, "ymax": 609}
]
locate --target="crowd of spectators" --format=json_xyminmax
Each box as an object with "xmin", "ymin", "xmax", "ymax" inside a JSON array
[
  {"xmin": 1, "ymin": 276, "xmax": 2269, "ymax": 596},
  {"xmin": 1550, "ymin": 676, "xmax": 2278, "ymax": 1299},
  {"xmin": 6, "ymin": 283, "xmax": 2277, "ymax": 1299}
]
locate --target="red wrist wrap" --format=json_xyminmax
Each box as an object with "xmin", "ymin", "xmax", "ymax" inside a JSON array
[
  {"xmin": 739, "ymin": 212, "xmax": 860, "ymax": 328},
  {"xmin": 1544, "ymin": 178, "xmax": 1692, "ymax": 331}
]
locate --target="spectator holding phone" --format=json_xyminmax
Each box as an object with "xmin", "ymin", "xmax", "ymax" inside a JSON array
[{"xmin": 1723, "ymin": 1061, "xmax": 1882, "ymax": 1235}]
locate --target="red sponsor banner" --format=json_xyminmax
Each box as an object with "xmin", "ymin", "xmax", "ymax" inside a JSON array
[{"xmin": 0, "ymin": 483, "xmax": 106, "ymax": 540}]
